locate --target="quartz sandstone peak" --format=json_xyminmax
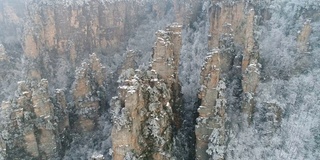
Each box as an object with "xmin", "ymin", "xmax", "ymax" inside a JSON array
[
  {"xmin": 111, "ymin": 69, "xmax": 174, "ymax": 159},
  {"xmin": 196, "ymin": 51, "xmax": 227, "ymax": 160},
  {"xmin": 71, "ymin": 53, "xmax": 107, "ymax": 132},
  {"xmin": 240, "ymin": 8, "xmax": 260, "ymax": 125},
  {"xmin": 0, "ymin": 80, "xmax": 69, "ymax": 159},
  {"xmin": 207, "ymin": 1, "xmax": 260, "ymax": 125},
  {"xmin": 111, "ymin": 24, "xmax": 182, "ymax": 160},
  {"xmin": 152, "ymin": 23, "xmax": 183, "ymax": 129},
  {"xmin": 0, "ymin": 53, "xmax": 107, "ymax": 159},
  {"xmin": 20, "ymin": 0, "xmax": 199, "ymax": 59},
  {"xmin": 195, "ymin": 1, "xmax": 261, "ymax": 159}
]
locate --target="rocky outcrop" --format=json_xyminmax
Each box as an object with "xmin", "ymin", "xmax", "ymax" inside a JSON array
[
  {"xmin": 0, "ymin": 0, "xmax": 202, "ymax": 104},
  {"xmin": 241, "ymin": 59, "xmax": 260, "ymax": 125},
  {"xmin": 71, "ymin": 53, "xmax": 107, "ymax": 132},
  {"xmin": 195, "ymin": 1, "xmax": 261, "ymax": 159},
  {"xmin": 240, "ymin": 8, "xmax": 260, "ymax": 125},
  {"xmin": 111, "ymin": 69, "xmax": 174, "ymax": 159},
  {"xmin": 152, "ymin": 24, "xmax": 182, "ymax": 81},
  {"xmin": 21, "ymin": 0, "xmax": 198, "ymax": 59},
  {"xmin": 206, "ymin": 1, "xmax": 261, "ymax": 125},
  {"xmin": 152, "ymin": 23, "xmax": 183, "ymax": 129},
  {"xmin": 0, "ymin": 0, "xmax": 319, "ymax": 159},
  {"xmin": 0, "ymin": 53, "xmax": 107, "ymax": 159},
  {"xmin": 297, "ymin": 20, "xmax": 312, "ymax": 54},
  {"xmin": 196, "ymin": 51, "xmax": 227, "ymax": 160},
  {"xmin": 111, "ymin": 24, "xmax": 182, "ymax": 160},
  {"xmin": 208, "ymin": 1, "xmax": 248, "ymax": 49},
  {"xmin": 0, "ymin": 80, "xmax": 67, "ymax": 159}
]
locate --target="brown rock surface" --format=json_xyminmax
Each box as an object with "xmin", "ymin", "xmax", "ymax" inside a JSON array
[
  {"xmin": 0, "ymin": 0, "xmax": 203, "ymax": 103},
  {"xmin": 206, "ymin": 1, "xmax": 260, "ymax": 126},
  {"xmin": 20, "ymin": 0, "xmax": 199, "ymax": 60},
  {"xmin": 196, "ymin": 51, "xmax": 227, "ymax": 160},
  {"xmin": 195, "ymin": 1, "xmax": 261, "ymax": 158},
  {"xmin": 208, "ymin": 1, "xmax": 246, "ymax": 49},
  {"xmin": 0, "ymin": 53, "xmax": 107, "ymax": 159},
  {"xmin": 0, "ymin": 80, "xmax": 63, "ymax": 159},
  {"xmin": 71, "ymin": 53, "xmax": 107, "ymax": 132},
  {"xmin": 111, "ymin": 24, "xmax": 183, "ymax": 160},
  {"xmin": 240, "ymin": 8, "xmax": 260, "ymax": 125},
  {"xmin": 111, "ymin": 69, "xmax": 174, "ymax": 160},
  {"xmin": 152, "ymin": 23, "xmax": 183, "ymax": 129},
  {"xmin": 241, "ymin": 60, "xmax": 260, "ymax": 125}
]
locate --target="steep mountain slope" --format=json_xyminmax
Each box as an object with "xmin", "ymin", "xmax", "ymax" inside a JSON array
[{"xmin": 0, "ymin": 0, "xmax": 319, "ymax": 159}]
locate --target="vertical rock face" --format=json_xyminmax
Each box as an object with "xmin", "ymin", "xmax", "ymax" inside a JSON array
[
  {"xmin": 0, "ymin": 80, "xmax": 66, "ymax": 159},
  {"xmin": 240, "ymin": 8, "xmax": 260, "ymax": 125},
  {"xmin": 111, "ymin": 69, "xmax": 173, "ymax": 160},
  {"xmin": 196, "ymin": 51, "xmax": 227, "ymax": 160},
  {"xmin": 1, "ymin": 0, "xmax": 319, "ymax": 159},
  {"xmin": 23, "ymin": 1, "xmax": 136, "ymax": 59},
  {"xmin": 20, "ymin": 0, "xmax": 198, "ymax": 62},
  {"xmin": 241, "ymin": 59, "xmax": 260, "ymax": 125},
  {"xmin": 195, "ymin": 1, "xmax": 261, "ymax": 159},
  {"xmin": 152, "ymin": 24, "xmax": 182, "ymax": 82},
  {"xmin": 111, "ymin": 24, "xmax": 182, "ymax": 160},
  {"xmin": 0, "ymin": 53, "xmax": 107, "ymax": 159},
  {"xmin": 207, "ymin": 1, "xmax": 261, "ymax": 122},
  {"xmin": 31, "ymin": 80, "xmax": 58, "ymax": 159},
  {"xmin": 71, "ymin": 53, "xmax": 107, "ymax": 132},
  {"xmin": 152, "ymin": 24, "xmax": 183, "ymax": 129},
  {"xmin": 0, "ymin": 0, "xmax": 203, "ymax": 103}
]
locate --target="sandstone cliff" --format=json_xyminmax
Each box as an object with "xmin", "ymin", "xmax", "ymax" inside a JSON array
[
  {"xmin": 0, "ymin": 0, "xmax": 319, "ymax": 159},
  {"xmin": 71, "ymin": 53, "xmax": 107, "ymax": 133},
  {"xmin": 195, "ymin": 1, "xmax": 261, "ymax": 159},
  {"xmin": 0, "ymin": 53, "xmax": 107, "ymax": 159},
  {"xmin": 111, "ymin": 69, "xmax": 174, "ymax": 159},
  {"xmin": 111, "ymin": 24, "xmax": 182, "ymax": 160},
  {"xmin": 151, "ymin": 24, "xmax": 183, "ymax": 129},
  {"xmin": 196, "ymin": 51, "xmax": 227, "ymax": 160},
  {"xmin": 0, "ymin": 80, "xmax": 66, "ymax": 159},
  {"xmin": 0, "ymin": 0, "xmax": 203, "ymax": 103}
]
